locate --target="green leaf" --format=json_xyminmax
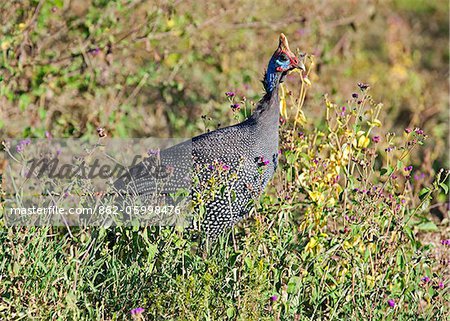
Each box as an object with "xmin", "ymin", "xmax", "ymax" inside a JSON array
[
  {"xmin": 416, "ymin": 221, "xmax": 438, "ymax": 232},
  {"xmin": 19, "ymin": 94, "xmax": 31, "ymax": 111},
  {"xmin": 418, "ymin": 187, "xmax": 431, "ymax": 200},
  {"xmin": 439, "ymin": 182, "xmax": 449, "ymax": 194},
  {"xmin": 285, "ymin": 151, "xmax": 297, "ymax": 165},
  {"xmin": 396, "ymin": 251, "xmax": 405, "ymax": 269},
  {"xmin": 226, "ymin": 307, "xmax": 235, "ymax": 318},
  {"xmin": 287, "ymin": 276, "xmax": 302, "ymax": 294},
  {"xmin": 380, "ymin": 166, "xmax": 394, "ymax": 176},
  {"xmin": 244, "ymin": 257, "xmax": 253, "ymax": 269}
]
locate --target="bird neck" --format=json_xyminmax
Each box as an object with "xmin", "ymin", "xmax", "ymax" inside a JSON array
[
  {"xmin": 263, "ymin": 61, "xmax": 281, "ymax": 94},
  {"xmin": 251, "ymin": 86, "xmax": 280, "ymax": 123}
]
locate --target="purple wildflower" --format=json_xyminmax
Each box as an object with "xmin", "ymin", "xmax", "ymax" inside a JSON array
[
  {"xmin": 225, "ymin": 91, "xmax": 235, "ymax": 97},
  {"xmin": 147, "ymin": 149, "xmax": 160, "ymax": 157},
  {"xmin": 404, "ymin": 165, "xmax": 413, "ymax": 172},
  {"xmin": 63, "ymin": 192, "xmax": 69, "ymax": 199},
  {"xmin": 438, "ymin": 281, "xmax": 444, "ymax": 289},
  {"xmin": 421, "ymin": 276, "xmax": 430, "ymax": 283},
  {"xmin": 131, "ymin": 307, "xmax": 145, "ymax": 315},
  {"xmin": 208, "ymin": 164, "xmax": 215, "ymax": 170},
  {"xmin": 16, "ymin": 138, "xmax": 31, "ymax": 153},
  {"xmin": 222, "ymin": 164, "xmax": 230, "ymax": 171},
  {"xmin": 357, "ymin": 82, "xmax": 369, "ymax": 90},
  {"xmin": 414, "ymin": 172, "xmax": 425, "ymax": 181},
  {"xmin": 352, "ymin": 93, "xmax": 358, "ymax": 98},
  {"xmin": 296, "ymin": 28, "xmax": 307, "ymax": 36},
  {"xmin": 269, "ymin": 295, "xmax": 278, "ymax": 302},
  {"xmin": 405, "ymin": 128, "xmax": 412, "ymax": 134},
  {"xmin": 45, "ymin": 131, "xmax": 52, "ymax": 140},
  {"xmin": 88, "ymin": 47, "xmax": 100, "ymax": 56},
  {"xmin": 258, "ymin": 156, "xmax": 270, "ymax": 167},
  {"xmin": 441, "ymin": 239, "xmax": 450, "ymax": 246},
  {"xmin": 415, "ymin": 128, "xmax": 424, "ymax": 135},
  {"xmin": 230, "ymin": 103, "xmax": 240, "ymax": 110},
  {"xmin": 372, "ymin": 136, "xmax": 380, "ymax": 143},
  {"xmin": 387, "ymin": 299, "xmax": 395, "ymax": 308}
]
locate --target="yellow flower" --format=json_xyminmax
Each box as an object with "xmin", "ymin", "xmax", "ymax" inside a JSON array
[
  {"xmin": 305, "ymin": 237, "xmax": 318, "ymax": 252},
  {"xmin": 368, "ymin": 119, "xmax": 382, "ymax": 127},
  {"xmin": 166, "ymin": 18, "xmax": 175, "ymax": 29},
  {"xmin": 366, "ymin": 275, "xmax": 375, "ymax": 288},
  {"xmin": 354, "ymin": 135, "xmax": 370, "ymax": 149},
  {"xmin": 343, "ymin": 240, "xmax": 352, "ymax": 250}
]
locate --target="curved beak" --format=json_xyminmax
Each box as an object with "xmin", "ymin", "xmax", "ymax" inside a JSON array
[{"xmin": 296, "ymin": 59, "xmax": 306, "ymax": 72}]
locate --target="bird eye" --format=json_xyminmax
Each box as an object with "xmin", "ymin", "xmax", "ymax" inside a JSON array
[{"xmin": 279, "ymin": 54, "xmax": 289, "ymax": 62}]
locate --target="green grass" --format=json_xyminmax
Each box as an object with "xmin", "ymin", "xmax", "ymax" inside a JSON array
[{"xmin": 0, "ymin": 1, "xmax": 449, "ymax": 320}]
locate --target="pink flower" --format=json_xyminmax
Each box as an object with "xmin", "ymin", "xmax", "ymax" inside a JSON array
[
  {"xmin": 270, "ymin": 295, "xmax": 278, "ymax": 302},
  {"xmin": 404, "ymin": 128, "xmax": 412, "ymax": 134},
  {"xmin": 258, "ymin": 156, "xmax": 270, "ymax": 167},
  {"xmin": 372, "ymin": 136, "xmax": 380, "ymax": 143},
  {"xmin": 387, "ymin": 299, "xmax": 395, "ymax": 308},
  {"xmin": 131, "ymin": 307, "xmax": 144, "ymax": 315}
]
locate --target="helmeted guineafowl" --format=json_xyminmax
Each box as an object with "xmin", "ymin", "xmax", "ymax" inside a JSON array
[{"xmin": 113, "ymin": 34, "xmax": 304, "ymax": 239}]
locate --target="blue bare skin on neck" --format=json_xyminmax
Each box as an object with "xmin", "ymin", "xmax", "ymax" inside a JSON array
[{"xmin": 263, "ymin": 55, "xmax": 291, "ymax": 93}]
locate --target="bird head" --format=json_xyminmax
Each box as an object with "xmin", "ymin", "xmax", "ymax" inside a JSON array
[
  {"xmin": 264, "ymin": 33, "xmax": 305, "ymax": 93},
  {"xmin": 269, "ymin": 33, "xmax": 305, "ymax": 73}
]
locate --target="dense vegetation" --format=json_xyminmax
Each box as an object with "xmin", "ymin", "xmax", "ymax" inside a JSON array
[{"xmin": 0, "ymin": 1, "xmax": 448, "ymax": 320}]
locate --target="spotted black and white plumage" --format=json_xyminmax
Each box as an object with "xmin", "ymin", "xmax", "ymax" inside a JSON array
[{"xmin": 113, "ymin": 34, "xmax": 304, "ymax": 239}]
